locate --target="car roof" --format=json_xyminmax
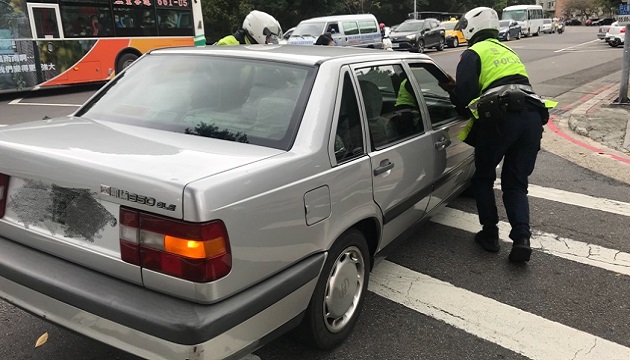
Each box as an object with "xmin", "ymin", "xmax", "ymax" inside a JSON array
[
  {"xmin": 150, "ymin": 45, "xmax": 433, "ymax": 67},
  {"xmin": 299, "ymin": 14, "xmax": 376, "ymax": 23}
]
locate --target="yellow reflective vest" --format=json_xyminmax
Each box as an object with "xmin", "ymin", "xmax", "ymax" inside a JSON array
[{"xmin": 216, "ymin": 34, "xmax": 251, "ymax": 46}]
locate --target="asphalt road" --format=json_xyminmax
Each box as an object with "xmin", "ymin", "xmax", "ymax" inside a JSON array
[{"xmin": 1, "ymin": 26, "xmax": 629, "ymax": 360}]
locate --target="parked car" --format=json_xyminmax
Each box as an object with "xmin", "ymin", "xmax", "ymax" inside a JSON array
[
  {"xmin": 593, "ymin": 18, "xmax": 615, "ymax": 26},
  {"xmin": 598, "ymin": 21, "xmax": 618, "ymax": 40},
  {"xmin": 585, "ymin": 18, "xmax": 599, "ymax": 26},
  {"xmin": 389, "ymin": 18, "xmax": 445, "ymax": 52},
  {"xmin": 541, "ymin": 18, "xmax": 554, "ymax": 33},
  {"xmin": 565, "ymin": 18, "xmax": 582, "ymax": 26},
  {"xmin": 440, "ymin": 20, "xmax": 466, "ymax": 47},
  {"xmin": 0, "ymin": 45, "xmax": 474, "ymax": 360},
  {"xmin": 606, "ymin": 23, "xmax": 626, "ymax": 47},
  {"xmin": 498, "ymin": 20, "xmax": 522, "ymax": 41},
  {"xmin": 279, "ymin": 26, "xmax": 295, "ymax": 44}
]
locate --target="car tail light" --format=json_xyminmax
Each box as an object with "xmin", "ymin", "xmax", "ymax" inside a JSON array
[
  {"xmin": 120, "ymin": 207, "xmax": 232, "ymax": 282},
  {"xmin": 621, "ymin": 27, "xmax": 626, "ymax": 33},
  {"xmin": 0, "ymin": 173, "xmax": 9, "ymax": 218}
]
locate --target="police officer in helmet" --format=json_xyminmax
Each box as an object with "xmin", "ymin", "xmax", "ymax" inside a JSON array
[
  {"xmin": 216, "ymin": 10, "xmax": 282, "ymax": 45},
  {"xmin": 439, "ymin": 7, "xmax": 556, "ymax": 262}
]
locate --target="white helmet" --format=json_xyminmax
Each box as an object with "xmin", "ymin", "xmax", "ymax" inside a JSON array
[
  {"xmin": 456, "ymin": 7, "xmax": 500, "ymax": 41},
  {"xmin": 242, "ymin": 10, "xmax": 282, "ymax": 44}
]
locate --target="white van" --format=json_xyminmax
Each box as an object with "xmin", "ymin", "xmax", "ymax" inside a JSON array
[{"xmin": 287, "ymin": 14, "xmax": 383, "ymax": 48}]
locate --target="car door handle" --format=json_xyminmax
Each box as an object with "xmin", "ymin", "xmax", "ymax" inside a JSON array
[
  {"xmin": 435, "ymin": 137, "xmax": 451, "ymax": 150},
  {"xmin": 374, "ymin": 160, "xmax": 394, "ymax": 176}
]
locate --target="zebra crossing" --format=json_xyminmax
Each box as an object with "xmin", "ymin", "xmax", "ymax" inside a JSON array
[{"xmin": 256, "ymin": 179, "xmax": 630, "ymax": 360}]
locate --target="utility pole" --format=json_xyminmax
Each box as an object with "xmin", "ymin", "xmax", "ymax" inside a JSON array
[
  {"xmin": 618, "ymin": 2, "xmax": 630, "ymax": 104},
  {"xmin": 620, "ymin": 24, "xmax": 629, "ymax": 103},
  {"xmin": 414, "ymin": 0, "xmax": 417, "ymax": 19}
]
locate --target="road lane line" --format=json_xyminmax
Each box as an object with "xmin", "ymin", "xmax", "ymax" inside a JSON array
[
  {"xmin": 9, "ymin": 98, "xmax": 81, "ymax": 107},
  {"xmin": 494, "ymin": 182, "xmax": 630, "ymax": 217},
  {"xmin": 370, "ymin": 261, "xmax": 630, "ymax": 360},
  {"xmin": 555, "ymin": 39, "xmax": 600, "ymax": 52},
  {"xmin": 431, "ymin": 208, "xmax": 630, "ymax": 277}
]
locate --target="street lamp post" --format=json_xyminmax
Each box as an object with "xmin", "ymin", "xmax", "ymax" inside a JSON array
[{"xmin": 414, "ymin": 0, "xmax": 417, "ymax": 19}]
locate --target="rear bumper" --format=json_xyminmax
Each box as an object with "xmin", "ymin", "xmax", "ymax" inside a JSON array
[{"xmin": 0, "ymin": 237, "xmax": 325, "ymax": 360}]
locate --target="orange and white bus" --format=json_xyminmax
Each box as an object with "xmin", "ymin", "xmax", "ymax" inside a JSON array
[{"xmin": 0, "ymin": 0, "xmax": 205, "ymax": 93}]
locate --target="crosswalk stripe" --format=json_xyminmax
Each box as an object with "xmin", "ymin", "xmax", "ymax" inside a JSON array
[
  {"xmin": 369, "ymin": 261, "xmax": 630, "ymax": 360},
  {"xmin": 431, "ymin": 208, "xmax": 630, "ymax": 276},
  {"xmin": 494, "ymin": 182, "xmax": 630, "ymax": 217}
]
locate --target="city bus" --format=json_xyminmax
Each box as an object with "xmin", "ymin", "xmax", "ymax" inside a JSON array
[
  {"xmin": 501, "ymin": 4, "xmax": 544, "ymax": 37},
  {"xmin": 0, "ymin": 0, "xmax": 205, "ymax": 93}
]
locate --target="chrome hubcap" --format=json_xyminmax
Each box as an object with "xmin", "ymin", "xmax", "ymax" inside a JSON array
[{"xmin": 323, "ymin": 246, "xmax": 365, "ymax": 333}]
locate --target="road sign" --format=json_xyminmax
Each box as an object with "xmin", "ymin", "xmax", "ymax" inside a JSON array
[
  {"xmin": 620, "ymin": 4, "xmax": 630, "ymax": 15},
  {"xmin": 617, "ymin": 15, "xmax": 630, "ymax": 25}
]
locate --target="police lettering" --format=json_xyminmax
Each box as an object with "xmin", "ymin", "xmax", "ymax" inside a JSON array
[{"xmin": 493, "ymin": 57, "xmax": 521, "ymax": 67}]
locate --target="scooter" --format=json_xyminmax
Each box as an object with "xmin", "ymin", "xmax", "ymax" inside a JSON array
[{"xmin": 557, "ymin": 23, "xmax": 564, "ymax": 34}]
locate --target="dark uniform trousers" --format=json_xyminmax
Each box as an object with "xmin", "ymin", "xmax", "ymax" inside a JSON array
[{"xmin": 472, "ymin": 109, "xmax": 543, "ymax": 241}]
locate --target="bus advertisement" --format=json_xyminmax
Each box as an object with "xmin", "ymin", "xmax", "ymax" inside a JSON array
[
  {"xmin": 0, "ymin": 0, "xmax": 205, "ymax": 93},
  {"xmin": 501, "ymin": 5, "xmax": 544, "ymax": 37}
]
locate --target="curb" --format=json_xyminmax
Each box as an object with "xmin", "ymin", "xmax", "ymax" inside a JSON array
[{"xmin": 548, "ymin": 82, "xmax": 630, "ymax": 166}]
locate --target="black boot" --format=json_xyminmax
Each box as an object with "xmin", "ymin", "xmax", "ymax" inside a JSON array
[
  {"xmin": 474, "ymin": 230, "xmax": 500, "ymax": 253},
  {"xmin": 509, "ymin": 237, "xmax": 532, "ymax": 262}
]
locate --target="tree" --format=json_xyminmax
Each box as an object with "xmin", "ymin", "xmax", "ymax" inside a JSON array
[{"xmin": 564, "ymin": 0, "xmax": 598, "ymax": 19}]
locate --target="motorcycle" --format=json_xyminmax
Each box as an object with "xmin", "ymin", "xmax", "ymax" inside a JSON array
[{"xmin": 556, "ymin": 23, "xmax": 564, "ymax": 34}]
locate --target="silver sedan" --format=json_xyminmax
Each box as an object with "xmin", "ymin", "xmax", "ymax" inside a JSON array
[{"xmin": 0, "ymin": 45, "xmax": 474, "ymax": 360}]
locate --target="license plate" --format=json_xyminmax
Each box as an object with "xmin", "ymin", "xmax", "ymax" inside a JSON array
[{"xmin": 392, "ymin": 43, "xmax": 399, "ymax": 48}]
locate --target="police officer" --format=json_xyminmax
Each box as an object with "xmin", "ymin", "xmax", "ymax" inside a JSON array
[
  {"xmin": 439, "ymin": 7, "xmax": 556, "ymax": 262},
  {"xmin": 215, "ymin": 10, "xmax": 282, "ymax": 45}
]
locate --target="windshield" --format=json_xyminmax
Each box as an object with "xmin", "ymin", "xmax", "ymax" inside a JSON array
[
  {"xmin": 77, "ymin": 55, "xmax": 315, "ymax": 150},
  {"xmin": 499, "ymin": 20, "xmax": 511, "ymax": 28},
  {"xmin": 292, "ymin": 22, "xmax": 325, "ymax": 36},
  {"xmin": 394, "ymin": 21, "xmax": 424, "ymax": 32},
  {"xmin": 502, "ymin": 10, "xmax": 526, "ymax": 22},
  {"xmin": 441, "ymin": 22, "xmax": 455, "ymax": 30}
]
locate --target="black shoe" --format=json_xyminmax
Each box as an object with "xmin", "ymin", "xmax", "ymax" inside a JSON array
[
  {"xmin": 474, "ymin": 230, "xmax": 500, "ymax": 253},
  {"xmin": 509, "ymin": 237, "xmax": 532, "ymax": 262}
]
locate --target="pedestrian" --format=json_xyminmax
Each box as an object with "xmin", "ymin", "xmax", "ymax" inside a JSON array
[
  {"xmin": 314, "ymin": 33, "xmax": 334, "ymax": 46},
  {"xmin": 215, "ymin": 10, "xmax": 282, "ymax": 45},
  {"xmin": 438, "ymin": 7, "xmax": 556, "ymax": 262}
]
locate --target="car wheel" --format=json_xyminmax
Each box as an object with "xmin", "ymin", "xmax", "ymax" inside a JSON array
[
  {"xmin": 295, "ymin": 229, "xmax": 370, "ymax": 350},
  {"xmin": 436, "ymin": 38, "xmax": 445, "ymax": 51},
  {"xmin": 116, "ymin": 52, "xmax": 139, "ymax": 74},
  {"xmin": 516, "ymin": 31, "xmax": 521, "ymax": 39},
  {"xmin": 417, "ymin": 39, "xmax": 425, "ymax": 53},
  {"xmin": 610, "ymin": 39, "xmax": 620, "ymax": 47},
  {"xmin": 452, "ymin": 38, "xmax": 459, "ymax": 47},
  {"xmin": 506, "ymin": 32, "xmax": 511, "ymax": 41}
]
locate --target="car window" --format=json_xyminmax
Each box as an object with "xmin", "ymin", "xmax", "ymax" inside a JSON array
[
  {"xmin": 333, "ymin": 73, "xmax": 364, "ymax": 163},
  {"xmin": 358, "ymin": 20, "xmax": 377, "ymax": 34},
  {"xmin": 355, "ymin": 64, "xmax": 424, "ymax": 149},
  {"xmin": 77, "ymin": 54, "xmax": 315, "ymax": 150},
  {"xmin": 408, "ymin": 63, "xmax": 460, "ymax": 128},
  {"xmin": 342, "ymin": 21, "xmax": 359, "ymax": 35}
]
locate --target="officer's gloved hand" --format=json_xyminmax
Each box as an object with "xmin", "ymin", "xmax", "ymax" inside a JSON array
[{"xmin": 439, "ymin": 73, "xmax": 456, "ymax": 92}]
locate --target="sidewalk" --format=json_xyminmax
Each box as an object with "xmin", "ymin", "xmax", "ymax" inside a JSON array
[{"xmin": 542, "ymin": 75, "xmax": 630, "ymax": 184}]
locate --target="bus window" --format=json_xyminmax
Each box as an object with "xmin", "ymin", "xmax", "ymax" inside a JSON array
[
  {"xmin": 113, "ymin": 7, "xmax": 158, "ymax": 36},
  {"xmin": 61, "ymin": 6, "xmax": 113, "ymax": 37},
  {"xmin": 157, "ymin": 9, "xmax": 194, "ymax": 36},
  {"xmin": 31, "ymin": 7, "xmax": 61, "ymax": 38}
]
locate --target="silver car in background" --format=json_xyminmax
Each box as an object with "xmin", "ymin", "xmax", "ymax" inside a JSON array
[{"xmin": 0, "ymin": 45, "xmax": 474, "ymax": 360}]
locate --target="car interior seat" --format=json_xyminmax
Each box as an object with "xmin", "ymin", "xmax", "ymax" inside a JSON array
[{"xmin": 358, "ymin": 80, "xmax": 393, "ymax": 148}]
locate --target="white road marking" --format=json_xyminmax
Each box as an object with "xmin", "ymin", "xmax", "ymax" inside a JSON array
[
  {"xmin": 431, "ymin": 208, "xmax": 630, "ymax": 276},
  {"xmin": 494, "ymin": 182, "xmax": 630, "ymax": 217},
  {"xmin": 370, "ymin": 261, "xmax": 630, "ymax": 360},
  {"xmin": 9, "ymin": 98, "xmax": 81, "ymax": 107},
  {"xmin": 555, "ymin": 39, "xmax": 600, "ymax": 52}
]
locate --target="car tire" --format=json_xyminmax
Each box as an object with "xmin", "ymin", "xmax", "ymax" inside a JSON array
[
  {"xmin": 517, "ymin": 31, "xmax": 521, "ymax": 39},
  {"xmin": 436, "ymin": 38, "xmax": 445, "ymax": 51},
  {"xmin": 416, "ymin": 39, "xmax": 425, "ymax": 53},
  {"xmin": 295, "ymin": 229, "xmax": 370, "ymax": 350},
  {"xmin": 609, "ymin": 39, "xmax": 620, "ymax": 47},
  {"xmin": 506, "ymin": 32, "xmax": 511, "ymax": 41},
  {"xmin": 116, "ymin": 52, "xmax": 139, "ymax": 74},
  {"xmin": 451, "ymin": 38, "xmax": 459, "ymax": 48}
]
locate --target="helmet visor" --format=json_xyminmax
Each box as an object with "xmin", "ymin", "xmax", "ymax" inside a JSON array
[
  {"xmin": 454, "ymin": 17, "xmax": 468, "ymax": 31},
  {"xmin": 263, "ymin": 27, "xmax": 281, "ymax": 44}
]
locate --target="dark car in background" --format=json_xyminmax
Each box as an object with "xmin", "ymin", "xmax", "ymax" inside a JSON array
[
  {"xmin": 593, "ymin": 18, "xmax": 615, "ymax": 26},
  {"xmin": 565, "ymin": 18, "xmax": 582, "ymax": 26},
  {"xmin": 389, "ymin": 18, "xmax": 445, "ymax": 53},
  {"xmin": 498, "ymin": 20, "xmax": 521, "ymax": 41}
]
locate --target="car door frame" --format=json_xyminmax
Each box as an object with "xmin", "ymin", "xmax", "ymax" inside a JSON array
[
  {"xmin": 403, "ymin": 59, "xmax": 475, "ymax": 211},
  {"xmin": 348, "ymin": 59, "xmax": 436, "ymax": 251}
]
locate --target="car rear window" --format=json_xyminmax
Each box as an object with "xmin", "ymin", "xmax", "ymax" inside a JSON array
[{"xmin": 77, "ymin": 54, "xmax": 316, "ymax": 150}]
